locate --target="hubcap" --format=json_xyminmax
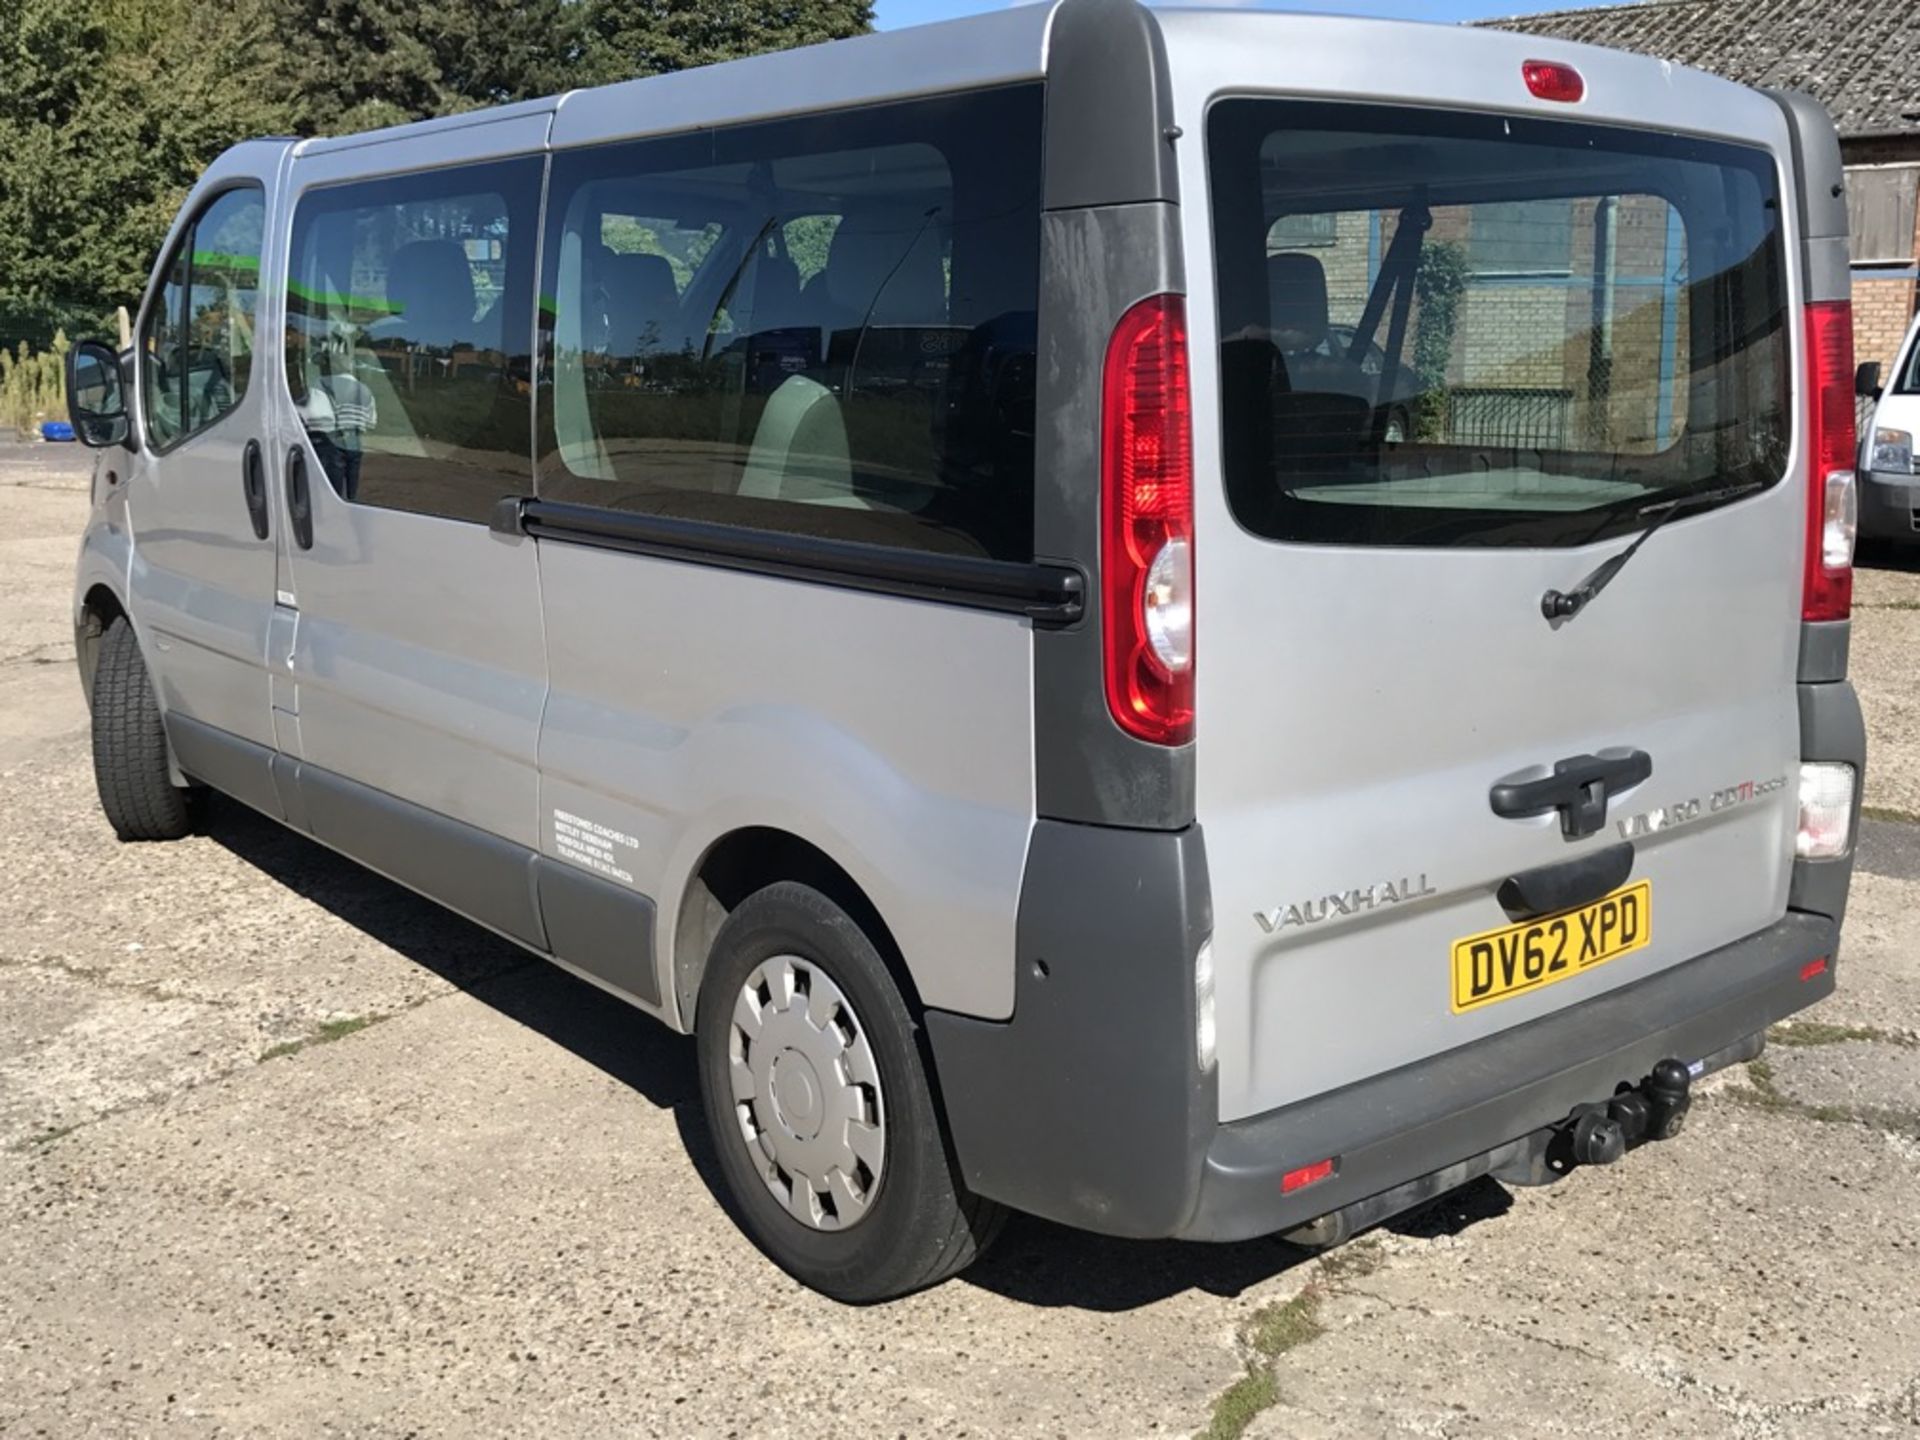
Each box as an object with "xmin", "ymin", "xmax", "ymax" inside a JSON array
[{"xmin": 728, "ymin": 955, "xmax": 886, "ymax": 1231}]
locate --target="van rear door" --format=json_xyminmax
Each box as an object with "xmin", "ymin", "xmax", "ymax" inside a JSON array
[{"xmin": 1196, "ymin": 99, "xmax": 1805, "ymax": 1123}]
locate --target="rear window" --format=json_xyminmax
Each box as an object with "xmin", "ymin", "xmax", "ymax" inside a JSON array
[{"xmin": 1207, "ymin": 101, "xmax": 1791, "ymax": 547}]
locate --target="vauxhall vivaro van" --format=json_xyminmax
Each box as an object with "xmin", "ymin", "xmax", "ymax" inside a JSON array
[{"xmin": 64, "ymin": 0, "xmax": 1865, "ymax": 1301}]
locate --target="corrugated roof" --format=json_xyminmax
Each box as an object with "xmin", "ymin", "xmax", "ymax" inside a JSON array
[{"xmin": 1484, "ymin": 0, "xmax": 1920, "ymax": 138}]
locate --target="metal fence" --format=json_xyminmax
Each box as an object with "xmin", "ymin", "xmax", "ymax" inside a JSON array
[{"xmin": 1443, "ymin": 386, "xmax": 1574, "ymax": 451}]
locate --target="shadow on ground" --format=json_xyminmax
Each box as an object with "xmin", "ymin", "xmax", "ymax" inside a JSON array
[
  {"xmin": 1859, "ymin": 539, "xmax": 1920, "ymax": 574},
  {"xmin": 204, "ymin": 794, "xmax": 1514, "ymax": 1312}
]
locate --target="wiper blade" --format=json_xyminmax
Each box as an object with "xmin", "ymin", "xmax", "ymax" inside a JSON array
[{"xmin": 1540, "ymin": 480, "xmax": 1766, "ymax": 624}]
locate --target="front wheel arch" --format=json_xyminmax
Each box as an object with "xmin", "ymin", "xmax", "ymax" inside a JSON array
[{"xmin": 77, "ymin": 583, "xmax": 129, "ymax": 705}]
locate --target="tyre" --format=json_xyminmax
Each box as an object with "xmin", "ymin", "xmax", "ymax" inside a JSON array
[
  {"xmin": 695, "ymin": 881, "xmax": 1004, "ymax": 1302},
  {"xmin": 90, "ymin": 615, "xmax": 202, "ymax": 841}
]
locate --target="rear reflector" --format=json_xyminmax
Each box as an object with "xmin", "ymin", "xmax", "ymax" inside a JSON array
[
  {"xmin": 1804, "ymin": 302, "xmax": 1858, "ymax": 621},
  {"xmin": 1195, "ymin": 938, "xmax": 1217, "ymax": 1073},
  {"xmin": 1801, "ymin": 957, "xmax": 1831, "ymax": 983},
  {"xmin": 1281, "ymin": 1158, "xmax": 1337, "ymax": 1195},
  {"xmin": 1523, "ymin": 60, "xmax": 1586, "ymax": 103},
  {"xmin": 1796, "ymin": 761, "xmax": 1856, "ymax": 859}
]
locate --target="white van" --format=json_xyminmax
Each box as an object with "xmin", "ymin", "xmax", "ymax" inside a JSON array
[
  {"xmin": 64, "ymin": 0, "xmax": 1864, "ymax": 1301},
  {"xmin": 1859, "ymin": 309, "xmax": 1920, "ymax": 543}
]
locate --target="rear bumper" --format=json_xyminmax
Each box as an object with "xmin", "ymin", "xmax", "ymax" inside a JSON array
[
  {"xmin": 1184, "ymin": 910, "xmax": 1836, "ymax": 1241},
  {"xmin": 1859, "ymin": 468, "xmax": 1920, "ymax": 540},
  {"xmin": 926, "ymin": 821, "xmax": 1841, "ymax": 1244}
]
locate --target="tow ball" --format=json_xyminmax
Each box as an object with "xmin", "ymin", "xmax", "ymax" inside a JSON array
[{"xmin": 1563, "ymin": 1058, "xmax": 1693, "ymax": 1167}]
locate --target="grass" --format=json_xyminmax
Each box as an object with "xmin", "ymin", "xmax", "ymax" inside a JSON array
[
  {"xmin": 1196, "ymin": 1239, "xmax": 1386, "ymax": 1440},
  {"xmin": 1862, "ymin": 803, "xmax": 1920, "ymax": 825},
  {"xmin": 1244, "ymin": 1290, "xmax": 1327, "ymax": 1360},
  {"xmin": 1202, "ymin": 1371, "xmax": 1280, "ymax": 1440},
  {"xmin": 8, "ymin": 1012, "xmax": 396, "ymax": 1152},
  {"xmin": 1723, "ymin": 1055, "xmax": 1920, "ymax": 1132},
  {"xmin": 1862, "ymin": 804, "xmax": 1920, "ymax": 827},
  {"xmin": 1770, "ymin": 1020, "xmax": 1915, "ymax": 1049},
  {"xmin": 258, "ymin": 1013, "xmax": 386, "ymax": 1063}
]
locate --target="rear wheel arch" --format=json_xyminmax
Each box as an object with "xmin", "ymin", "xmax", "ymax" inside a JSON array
[{"xmin": 671, "ymin": 826, "xmax": 917, "ymax": 1031}]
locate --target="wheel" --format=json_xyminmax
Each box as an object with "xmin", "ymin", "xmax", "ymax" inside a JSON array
[
  {"xmin": 695, "ymin": 881, "xmax": 1004, "ymax": 1302},
  {"xmin": 90, "ymin": 615, "xmax": 202, "ymax": 841}
]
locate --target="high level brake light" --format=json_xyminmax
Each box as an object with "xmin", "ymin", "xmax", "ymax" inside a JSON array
[
  {"xmin": 1101, "ymin": 295, "xmax": 1195, "ymax": 747},
  {"xmin": 1804, "ymin": 301, "xmax": 1858, "ymax": 622},
  {"xmin": 1522, "ymin": 59, "xmax": 1586, "ymax": 104}
]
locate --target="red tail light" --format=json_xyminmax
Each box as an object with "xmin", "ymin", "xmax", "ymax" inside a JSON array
[
  {"xmin": 1101, "ymin": 294, "xmax": 1194, "ymax": 746},
  {"xmin": 1804, "ymin": 301, "xmax": 1858, "ymax": 622}
]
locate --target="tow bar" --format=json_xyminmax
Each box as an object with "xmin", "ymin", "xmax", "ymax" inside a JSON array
[
  {"xmin": 1280, "ymin": 1048, "xmax": 1725, "ymax": 1251},
  {"xmin": 1560, "ymin": 1057, "xmax": 1692, "ymax": 1168}
]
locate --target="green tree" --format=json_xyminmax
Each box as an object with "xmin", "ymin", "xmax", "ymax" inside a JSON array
[
  {"xmin": 0, "ymin": 0, "xmax": 876, "ymax": 316},
  {"xmin": 578, "ymin": 0, "xmax": 872, "ymax": 86},
  {"xmin": 1411, "ymin": 240, "xmax": 1469, "ymax": 442},
  {"xmin": 273, "ymin": 0, "xmax": 581, "ymax": 135},
  {"xmin": 0, "ymin": 0, "xmax": 289, "ymax": 312}
]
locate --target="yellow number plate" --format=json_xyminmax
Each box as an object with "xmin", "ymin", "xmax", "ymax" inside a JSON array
[{"xmin": 1450, "ymin": 881, "xmax": 1651, "ymax": 1014}]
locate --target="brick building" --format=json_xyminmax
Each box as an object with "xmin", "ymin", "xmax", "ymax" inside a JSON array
[{"xmin": 1488, "ymin": 0, "xmax": 1920, "ymax": 375}]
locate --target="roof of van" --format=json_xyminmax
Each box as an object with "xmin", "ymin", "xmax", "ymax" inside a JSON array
[
  {"xmin": 1484, "ymin": 0, "xmax": 1918, "ymax": 139},
  {"xmin": 282, "ymin": 0, "xmax": 1775, "ymax": 163},
  {"xmin": 293, "ymin": 1, "xmax": 1060, "ymax": 158}
]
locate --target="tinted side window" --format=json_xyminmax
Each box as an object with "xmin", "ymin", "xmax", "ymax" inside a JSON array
[
  {"xmin": 141, "ymin": 250, "xmax": 190, "ymax": 450},
  {"xmin": 285, "ymin": 159, "xmax": 540, "ymax": 523},
  {"xmin": 140, "ymin": 186, "xmax": 265, "ymax": 451},
  {"xmin": 537, "ymin": 85, "xmax": 1044, "ymax": 562}
]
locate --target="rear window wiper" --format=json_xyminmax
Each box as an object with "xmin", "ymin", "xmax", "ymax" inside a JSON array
[{"xmin": 1541, "ymin": 479, "xmax": 1767, "ymax": 624}]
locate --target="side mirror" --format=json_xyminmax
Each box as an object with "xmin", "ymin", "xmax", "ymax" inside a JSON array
[
  {"xmin": 1856, "ymin": 360, "xmax": 1883, "ymax": 401},
  {"xmin": 66, "ymin": 339, "xmax": 132, "ymax": 449}
]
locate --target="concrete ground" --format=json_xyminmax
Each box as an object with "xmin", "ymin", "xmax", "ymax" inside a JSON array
[{"xmin": 1, "ymin": 438, "xmax": 1915, "ymax": 1438}]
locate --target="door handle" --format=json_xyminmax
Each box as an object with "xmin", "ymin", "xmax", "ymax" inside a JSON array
[
  {"xmin": 285, "ymin": 446, "xmax": 314, "ymax": 551},
  {"xmin": 241, "ymin": 439, "xmax": 270, "ymax": 539},
  {"xmin": 1490, "ymin": 749, "xmax": 1652, "ymax": 840}
]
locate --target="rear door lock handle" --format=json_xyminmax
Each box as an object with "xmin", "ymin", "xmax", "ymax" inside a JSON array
[
  {"xmin": 285, "ymin": 446, "xmax": 314, "ymax": 551},
  {"xmin": 1490, "ymin": 749, "xmax": 1652, "ymax": 841},
  {"xmin": 241, "ymin": 439, "xmax": 270, "ymax": 540}
]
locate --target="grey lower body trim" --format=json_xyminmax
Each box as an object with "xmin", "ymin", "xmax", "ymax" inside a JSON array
[
  {"xmin": 160, "ymin": 715, "xmax": 662, "ymax": 1012},
  {"xmin": 930, "ymin": 832, "xmax": 1837, "ymax": 1242},
  {"xmin": 168, "ymin": 713, "xmax": 284, "ymax": 821},
  {"xmin": 1792, "ymin": 680, "xmax": 1866, "ymax": 924},
  {"xmin": 925, "ymin": 820, "xmax": 1214, "ymax": 1238},
  {"xmin": 1184, "ymin": 912, "xmax": 1839, "ymax": 1242},
  {"xmin": 535, "ymin": 859, "xmax": 661, "ymax": 1007},
  {"xmin": 288, "ymin": 758, "xmax": 548, "ymax": 952},
  {"xmin": 1030, "ymin": 203, "xmax": 1194, "ymax": 830},
  {"xmin": 1797, "ymin": 620, "xmax": 1850, "ymax": 684}
]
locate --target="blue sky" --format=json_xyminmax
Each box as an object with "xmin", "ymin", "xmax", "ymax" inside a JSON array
[{"xmin": 874, "ymin": 0, "xmax": 1601, "ymax": 28}]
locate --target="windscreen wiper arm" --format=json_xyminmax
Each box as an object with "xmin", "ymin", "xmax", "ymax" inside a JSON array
[{"xmin": 1540, "ymin": 480, "xmax": 1766, "ymax": 624}]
